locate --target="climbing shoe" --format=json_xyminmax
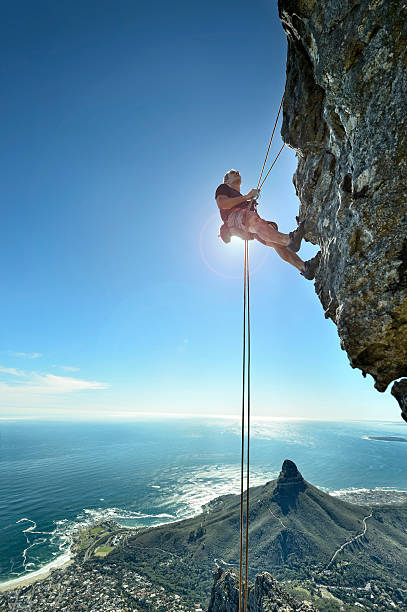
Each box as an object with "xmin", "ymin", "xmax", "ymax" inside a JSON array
[
  {"xmin": 287, "ymin": 220, "xmax": 306, "ymax": 253},
  {"xmin": 301, "ymin": 251, "xmax": 322, "ymax": 280}
]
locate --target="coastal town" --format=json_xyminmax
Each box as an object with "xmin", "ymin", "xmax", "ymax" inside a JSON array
[
  {"xmin": 1, "ymin": 562, "xmax": 204, "ymax": 611},
  {"xmin": 0, "ymin": 522, "xmax": 205, "ymax": 612}
]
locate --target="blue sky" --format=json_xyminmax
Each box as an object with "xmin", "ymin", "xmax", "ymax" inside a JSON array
[{"xmin": 0, "ymin": 0, "xmax": 398, "ymax": 421}]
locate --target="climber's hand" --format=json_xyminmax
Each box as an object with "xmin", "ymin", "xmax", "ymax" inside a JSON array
[{"xmin": 245, "ymin": 189, "xmax": 260, "ymax": 200}]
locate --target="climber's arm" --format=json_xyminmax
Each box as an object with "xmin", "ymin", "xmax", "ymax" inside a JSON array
[
  {"xmin": 216, "ymin": 189, "xmax": 259, "ymax": 210},
  {"xmin": 216, "ymin": 194, "xmax": 248, "ymax": 210}
]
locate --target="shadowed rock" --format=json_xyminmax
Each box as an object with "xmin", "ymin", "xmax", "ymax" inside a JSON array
[
  {"xmin": 391, "ymin": 379, "xmax": 407, "ymax": 422},
  {"xmin": 207, "ymin": 568, "xmax": 316, "ymax": 611},
  {"xmin": 271, "ymin": 459, "xmax": 307, "ymax": 514}
]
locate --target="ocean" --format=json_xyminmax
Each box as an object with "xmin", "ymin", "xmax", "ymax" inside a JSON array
[{"xmin": 1, "ymin": 418, "xmax": 407, "ymax": 585}]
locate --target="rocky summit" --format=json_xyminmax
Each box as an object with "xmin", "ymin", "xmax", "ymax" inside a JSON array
[
  {"xmin": 207, "ymin": 568, "xmax": 316, "ymax": 612},
  {"xmin": 278, "ymin": 0, "xmax": 407, "ymax": 419},
  {"xmin": 271, "ymin": 459, "xmax": 306, "ymax": 513},
  {"xmin": 274, "ymin": 459, "xmax": 305, "ymax": 489}
]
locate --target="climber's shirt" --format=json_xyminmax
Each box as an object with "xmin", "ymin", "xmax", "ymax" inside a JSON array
[{"xmin": 215, "ymin": 184, "xmax": 250, "ymax": 224}]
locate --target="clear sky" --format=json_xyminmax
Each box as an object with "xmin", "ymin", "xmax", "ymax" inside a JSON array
[{"xmin": 0, "ymin": 0, "xmax": 399, "ymax": 421}]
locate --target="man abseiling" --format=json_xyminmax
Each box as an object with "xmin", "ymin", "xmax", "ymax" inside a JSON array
[{"xmin": 215, "ymin": 169, "xmax": 321, "ymax": 280}]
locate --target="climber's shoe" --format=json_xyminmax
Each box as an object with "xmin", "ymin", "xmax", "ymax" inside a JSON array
[
  {"xmin": 287, "ymin": 220, "xmax": 306, "ymax": 253},
  {"xmin": 301, "ymin": 251, "xmax": 321, "ymax": 280}
]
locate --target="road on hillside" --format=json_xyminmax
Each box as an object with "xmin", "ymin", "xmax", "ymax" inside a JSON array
[{"xmin": 327, "ymin": 512, "xmax": 373, "ymax": 567}]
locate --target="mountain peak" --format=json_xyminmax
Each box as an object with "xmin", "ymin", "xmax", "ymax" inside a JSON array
[
  {"xmin": 280, "ymin": 459, "xmax": 301, "ymax": 478},
  {"xmin": 271, "ymin": 460, "xmax": 306, "ymax": 513},
  {"xmin": 278, "ymin": 459, "xmax": 304, "ymax": 484}
]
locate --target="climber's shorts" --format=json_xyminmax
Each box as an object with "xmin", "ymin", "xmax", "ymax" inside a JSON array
[{"xmin": 226, "ymin": 209, "xmax": 260, "ymax": 233}]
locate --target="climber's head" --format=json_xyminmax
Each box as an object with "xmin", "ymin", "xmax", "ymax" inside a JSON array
[{"xmin": 223, "ymin": 169, "xmax": 241, "ymax": 189}]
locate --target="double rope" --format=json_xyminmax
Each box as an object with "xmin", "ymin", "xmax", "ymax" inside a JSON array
[
  {"xmin": 238, "ymin": 93, "xmax": 285, "ymax": 612},
  {"xmin": 257, "ymin": 93, "xmax": 285, "ymax": 191},
  {"xmin": 239, "ymin": 240, "xmax": 251, "ymax": 612}
]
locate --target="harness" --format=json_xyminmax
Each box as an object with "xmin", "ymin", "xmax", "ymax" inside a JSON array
[{"xmin": 219, "ymin": 201, "xmax": 278, "ymax": 246}]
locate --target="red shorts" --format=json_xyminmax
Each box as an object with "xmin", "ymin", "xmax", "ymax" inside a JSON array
[
  {"xmin": 226, "ymin": 209, "xmax": 260, "ymax": 233},
  {"xmin": 226, "ymin": 209, "xmax": 278, "ymax": 235}
]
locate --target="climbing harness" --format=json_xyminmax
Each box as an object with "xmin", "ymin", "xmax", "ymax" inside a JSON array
[
  {"xmin": 237, "ymin": 94, "xmax": 285, "ymax": 612},
  {"xmin": 219, "ymin": 216, "xmax": 278, "ymax": 246}
]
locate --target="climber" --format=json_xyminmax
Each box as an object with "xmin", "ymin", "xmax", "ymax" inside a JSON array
[{"xmin": 215, "ymin": 169, "xmax": 321, "ymax": 280}]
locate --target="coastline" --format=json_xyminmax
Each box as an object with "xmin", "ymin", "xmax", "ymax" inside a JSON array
[
  {"xmin": 2, "ymin": 484, "xmax": 407, "ymax": 595},
  {"xmin": 0, "ymin": 518, "xmax": 173, "ymax": 596},
  {"xmin": 0, "ymin": 551, "xmax": 73, "ymax": 593}
]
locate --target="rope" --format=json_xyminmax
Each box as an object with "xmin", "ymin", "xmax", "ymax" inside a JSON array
[
  {"xmin": 244, "ymin": 241, "xmax": 251, "ymax": 612},
  {"xmin": 238, "ymin": 241, "xmax": 247, "ymax": 612},
  {"xmin": 238, "ymin": 92, "xmax": 284, "ymax": 610},
  {"xmin": 256, "ymin": 94, "xmax": 285, "ymax": 190},
  {"xmin": 239, "ymin": 240, "xmax": 251, "ymax": 612},
  {"xmin": 258, "ymin": 143, "xmax": 285, "ymax": 190}
]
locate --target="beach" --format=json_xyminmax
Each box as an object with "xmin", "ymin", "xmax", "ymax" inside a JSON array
[{"xmin": 0, "ymin": 552, "xmax": 73, "ymax": 593}]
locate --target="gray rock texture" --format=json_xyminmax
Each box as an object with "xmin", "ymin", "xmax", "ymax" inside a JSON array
[
  {"xmin": 207, "ymin": 568, "xmax": 315, "ymax": 612},
  {"xmin": 278, "ymin": 0, "xmax": 407, "ymax": 419}
]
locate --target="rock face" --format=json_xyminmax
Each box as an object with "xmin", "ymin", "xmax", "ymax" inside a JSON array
[
  {"xmin": 207, "ymin": 568, "xmax": 316, "ymax": 612},
  {"xmin": 278, "ymin": 0, "xmax": 407, "ymax": 419}
]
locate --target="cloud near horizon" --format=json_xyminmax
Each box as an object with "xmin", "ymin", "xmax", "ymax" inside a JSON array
[{"xmin": 0, "ymin": 365, "xmax": 109, "ymax": 396}]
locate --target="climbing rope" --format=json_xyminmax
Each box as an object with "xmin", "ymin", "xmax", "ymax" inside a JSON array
[
  {"xmin": 239, "ymin": 239, "xmax": 250, "ymax": 612},
  {"xmin": 257, "ymin": 94, "xmax": 285, "ymax": 191},
  {"xmin": 239, "ymin": 241, "xmax": 246, "ymax": 612},
  {"xmin": 238, "ymin": 94, "xmax": 285, "ymax": 611},
  {"xmin": 244, "ymin": 239, "xmax": 251, "ymax": 612},
  {"xmin": 258, "ymin": 143, "xmax": 285, "ymax": 190}
]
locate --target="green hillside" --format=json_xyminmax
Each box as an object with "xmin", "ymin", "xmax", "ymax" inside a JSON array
[{"xmin": 108, "ymin": 460, "xmax": 407, "ymax": 608}]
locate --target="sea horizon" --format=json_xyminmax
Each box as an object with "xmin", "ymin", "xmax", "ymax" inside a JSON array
[{"xmin": 0, "ymin": 414, "xmax": 403, "ymax": 423}]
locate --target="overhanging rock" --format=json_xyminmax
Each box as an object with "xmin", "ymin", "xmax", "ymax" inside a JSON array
[{"xmin": 278, "ymin": 0, "xmax": 407, "ymax": 418}]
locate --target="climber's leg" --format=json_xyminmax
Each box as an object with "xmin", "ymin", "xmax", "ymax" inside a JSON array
[
  {"xmin": 273, "ymin": 245, "xmax": 305, "ymax": 272},
  {"xmin": 246, "ymin": 213, "xmax": 305, "ymax": 252},
  {"xmin": 267, "ymin": 244, "xmax": 322, "ymax": 280},
  {"xmin": 246, "ymin": 214, "xmax": 290, "ymax": 246}
]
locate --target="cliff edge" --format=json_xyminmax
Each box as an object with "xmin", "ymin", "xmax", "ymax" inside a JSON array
[{"xmin": 278, "ymin": 0, "xmax": 407, "ymax": 419}]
